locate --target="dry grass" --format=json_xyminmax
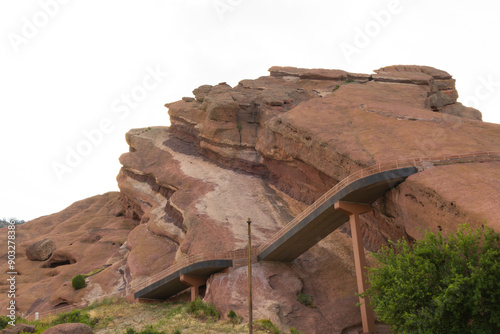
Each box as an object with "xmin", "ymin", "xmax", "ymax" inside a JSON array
[
  {"xmin": 13, "ymin": 298, "xmax": 285, "ymax": 333},
  {"xmin": 86, "ymin": 299, "xmax": 273, "ymax": 334}
]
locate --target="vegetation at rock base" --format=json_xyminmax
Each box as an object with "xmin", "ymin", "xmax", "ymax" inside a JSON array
[
  {"xmin": 364, "ymin": 223, "xmax": 500, "ymax": 334},
  {"xmin": 0, "ymin": 316, "xmax": 10, "ymax": 330},
  {"xmin": 289, "ymin": 327, "xmax": 305, "ymax": 334},
  {"xmin": 253, "ymin": 319, "xmax": 281, "ymax": 334},
  {"xmin": 7, "ymin": 297, "xmax": 308, "ymax": 333},
  {"xmin": 227, "ymin": 309, "xmax": 243, "ymax": 325},
  {"xmin": 187, "ymin": 297, "xmax": 220, "ymax": 321},
  {"xmin": 71, "ymin": 274, "xmax": 87, "ymax": 290}
]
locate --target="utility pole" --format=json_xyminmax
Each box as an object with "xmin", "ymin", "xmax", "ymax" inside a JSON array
[{"xmin": 247, "ymin": 218, "xmax": 253, "ymax": 334}]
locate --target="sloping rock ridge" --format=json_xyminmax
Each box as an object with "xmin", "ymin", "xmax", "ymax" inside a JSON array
[{"xmin": 1, "ymin": 65, "xmax": 499, "ymax": 334}]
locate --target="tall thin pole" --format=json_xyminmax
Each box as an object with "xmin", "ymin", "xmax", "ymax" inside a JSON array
[{"xmin": 247, "ymin": 218, "xmax": 253, "ymax": 334}]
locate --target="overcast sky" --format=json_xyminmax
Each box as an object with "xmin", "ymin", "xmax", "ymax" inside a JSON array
[{"xmin": 1, "ymin": 0, "xmax": 499, "ymax": 221}]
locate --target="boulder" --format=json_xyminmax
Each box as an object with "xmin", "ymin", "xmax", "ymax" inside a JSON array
[
  {"xmin": 42, "ymin": 323, "xmax": 92, "ymax": 334},
  {"xmin": 441, "ymin": 102, "xmax": 482, "ymax": 121},
  {"xmin": 1, "ymin": 324, "xmax": 35, "ymax": 333},
  {"xmin": 26, "ymin": 239, "xmax": 56, "ymax": 261},
  {"xmin": 192, "ymin": 84, "xmax": 212, "ymax": 102}
]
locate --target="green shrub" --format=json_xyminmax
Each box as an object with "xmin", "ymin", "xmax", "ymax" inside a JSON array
[
  {"xmin": 227, "ymin": 309, "xmax": 242, "ymax": 325},
  {"xmin": 254, "ymin": 319, "xmax": 280, "ymax": 334},
  {"xmin": 290, "ymin": 327, "xmax": 304, "ymax": 334},
  {"xmin": 364, "ymin": 224, "xmax": 500, "ymax": 334},
  {"xmin": 72, "ymin": 274, "xmax": 86, "ymax": 290},
  {"xmin": 172, "ymin": 329, "xmax": 181, "ymax": 334},
  {"xmin": 50, "ymin": 309, "xmax": 94, "ymax": 327},
  {"xmin": 126, "ymin": 329, "xmax": 137, "ymax": 334},
  {"xmin": 187, "ymin": 297, "xmax": 220, "ymax": 321},
  {"xmin": 0, "ymin": 316, "xmax": 9, "ymax": 330},
  {"xmin": 296, "ymin": 293, "xmax": 314, "ymax": 307}
]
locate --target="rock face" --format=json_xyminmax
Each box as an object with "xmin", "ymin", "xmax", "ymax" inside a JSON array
[
  {"xmin": 26, "ymin": 238, "xmax": 56, "ymax": 261},
  {"xmin": 42, "ymin": 323, "xmax": 92, "ymax": 334},
  {"xmin": 1, "ymin": 65, "xmax": 499, "ymax": 334},
  {"xmin": 0, "ymin": 193, "xmax": 136, "ymax": 316}
]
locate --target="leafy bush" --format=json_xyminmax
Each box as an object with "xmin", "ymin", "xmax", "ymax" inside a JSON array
[
  {"xmin": 364, "ymin": 224, "xmax": 500, "ymax": 334},
  {"xmin": 227, "ymin": 309, "xmax": 242, "ymax": 325},
  {"xmin": 72, "ymin": 274, "xmax": 86, "ymax": 290},
  {"xmin": 172, "ymin": 329, "xmax": 181, "ymax": 334},
  {"xmin": 296, "ymin": 293, "xmax": 314, "ymax": 307},
  {"xmin": 253, "ymin": 319, "xmax": 280, "ymax": 334},
  {"xmin": 187, "ymin": 297, "xmax": 220, "ymax": 321}
]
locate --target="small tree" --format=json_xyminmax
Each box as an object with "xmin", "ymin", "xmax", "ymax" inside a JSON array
[
  {"xmin": 364, "ymin": 224, "xmax": 500, "ymax": 333},
  {"xmin": 72, "ymin": 274, "xmax": 86, "ymax": 290}
]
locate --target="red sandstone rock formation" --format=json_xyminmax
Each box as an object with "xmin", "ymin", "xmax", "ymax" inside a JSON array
[{"xmin": 1, "ymin": 65, "xmax": 499, "ymax": 333}]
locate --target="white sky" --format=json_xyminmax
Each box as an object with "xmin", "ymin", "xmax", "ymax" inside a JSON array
[{"xmin": 1, "ymin": 0, "xmax": 499, "ymax": 221}]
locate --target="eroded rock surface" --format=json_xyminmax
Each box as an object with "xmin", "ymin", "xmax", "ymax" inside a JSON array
[
  {"xmin": 2, "ymin": 65, "xmax": 499, "ymax": 333},
  {"xmin": 26, "ymin": 238, "xmax": 56, "ymax": 261},
  {"xmin": 0, "ymin": 193, "xmax": 135, "ymax": 315},
  {"xmin": 42, "ymin": 323, "xmax": 92, "ymax": 334}
]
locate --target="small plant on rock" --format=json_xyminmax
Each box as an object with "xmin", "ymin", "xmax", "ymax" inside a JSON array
[
  {"xmin": 72, "ymin": 274, "xmax": 86, "ymax": 290},
  {"xmin": 296, "ymin": 292, "xmax": 315, "ymax": 308},
  {"xmin": 290, "ymin": 327, "xmax": 305, "ymax": 334}
]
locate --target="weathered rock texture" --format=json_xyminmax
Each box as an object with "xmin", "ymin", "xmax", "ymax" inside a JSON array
[
  {"xmin": 1, "ymin": 65, "xmax": 499, "ymax": 334},
  {"xmin": 26, "ymin": 238, "xmax": 56, "ymax": 261},
  {"xmin": 0, "ymin": 193, "xmax": 135, "ymax": 315},
  {"xmin": 42, "ymin": 323, "xmax": 92, "ymax": 334}
]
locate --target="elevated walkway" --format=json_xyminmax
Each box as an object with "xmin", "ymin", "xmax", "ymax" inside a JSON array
[
  {"xmin": 257, "ymin": 167, "xmax": 417, "ymax": 262},
  {"xmin": 135, "ymin": 259, "xmax": 233, "ymax": 300},
  {"xmin": 133, "ymin": 151, "xmax": 500, "ymax": 301}
]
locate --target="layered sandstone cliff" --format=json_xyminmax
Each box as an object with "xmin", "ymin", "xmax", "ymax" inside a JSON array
[{"xmin": 2, "ymin": 65, "xmax": 499, "ymax": 334}]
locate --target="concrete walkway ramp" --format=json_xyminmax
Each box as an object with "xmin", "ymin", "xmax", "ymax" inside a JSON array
[
  {"xmin": 134, "ymin": 259, "xmax": 232, "ymax": 300},
  {"xmin": 257, "ymin": 167, "xmax": 418, "ymax": 262}
]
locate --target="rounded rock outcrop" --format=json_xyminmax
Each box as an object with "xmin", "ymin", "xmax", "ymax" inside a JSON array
[
  {"xmin": 26, "ymin": 238, "xmax": 56, "ymax": 261},
  {"xmin": 42, "ymin": 323, "xmax": 92, "ymax": 334}
]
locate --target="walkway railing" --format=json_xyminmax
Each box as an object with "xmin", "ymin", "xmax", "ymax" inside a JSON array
[
  {"xmin": 131, "ymin": 248, "xmax": 258, "ymax": 293},
  {"xmin": 131, "ymin": 151, "xmax": 500, "ymax": 296},
  {"xmin": 256, "ymin": 151, "xmax": 500, "ymax": 255}
]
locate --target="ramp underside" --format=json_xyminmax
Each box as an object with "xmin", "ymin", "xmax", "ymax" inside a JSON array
[
  {"xmin": 258, "ymin": 168, "xmax": 418, "ymax": 262},
  {"xmin": 134, "ymin": 260, "xmax": 232, "ymax": 300}
]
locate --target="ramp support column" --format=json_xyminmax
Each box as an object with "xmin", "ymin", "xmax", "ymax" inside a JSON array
[
  {"xmin": 180, "ymin": 275, "xmax": 207, "ymax": 301},
  {"xmin": 335, "ymin": 201, "xmax": 376, "ymax": 334}
]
